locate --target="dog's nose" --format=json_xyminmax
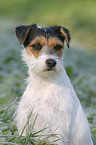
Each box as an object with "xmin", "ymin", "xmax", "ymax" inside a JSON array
[{"xmin": 46, "ymin": 59, "xmax": 56, "ymax": 68}]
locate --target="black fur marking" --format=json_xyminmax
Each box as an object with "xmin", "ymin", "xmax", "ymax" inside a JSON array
[
  {"xmin": 24, "ymin": 27, "xmax": 46, "ymax": 47},
  {"xmin": 44, "ymin": 27, "xmax": 64, "ymax": 42},
  {"xmin": 15, "ymin": 24, "xmax": 37, "ymax": 45},
  {"xmin": 60, "ymin": 27, "xmax": 71, "ymax": 44},
  {"xmin": 15, "ymin": 24, "xmax": 71, "ymax": 48}
]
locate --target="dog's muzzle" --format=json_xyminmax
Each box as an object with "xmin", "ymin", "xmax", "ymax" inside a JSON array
[{"xmin": 46, "ymin": 59, "xmax": 56, "ymax": 71}]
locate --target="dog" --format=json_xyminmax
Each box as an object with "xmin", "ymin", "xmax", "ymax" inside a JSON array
[{"xmin": 14, "ymin": 24, "xmax": 93, "ymax": 145}]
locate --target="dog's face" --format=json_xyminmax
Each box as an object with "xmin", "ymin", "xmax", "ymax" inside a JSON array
[{"xmin": 15, "ymin": 24, "xmax": 71, "ymax": 78}]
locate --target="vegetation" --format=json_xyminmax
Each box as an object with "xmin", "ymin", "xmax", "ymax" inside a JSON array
[{"xmin": 0, "ymin": 0, "xmax": 96, "ymax": 144}]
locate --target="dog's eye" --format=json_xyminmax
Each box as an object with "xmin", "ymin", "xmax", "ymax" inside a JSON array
[
  {"xmin": 54, "ymin": 45, "xmax": 63, "ymax": 51},
  {"xmin": 31, "ymin": 43, "xmax": 42, "ymax": 51}
]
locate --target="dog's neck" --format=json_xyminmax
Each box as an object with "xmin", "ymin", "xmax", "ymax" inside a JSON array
[{"xmin": 27, "ymin": 68, "xmax": 67, "ymax": 87}]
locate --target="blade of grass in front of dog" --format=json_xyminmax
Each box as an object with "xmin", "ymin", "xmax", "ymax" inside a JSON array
[
  {"xmin": 32, "ymin": 126, "xmax": 48, "ymax": 144},
  {"xmin": 25, "ymin": 115, "xmax": 47, "ymax": 144},
  {"xmin": 31, "ymin": 127, "xmax": 49, "ymax": 143},
  {"xmin": 31, "ymin": 126, "xmax": 59, "ymax": 144},
  {"xmin": 0, "ymin": 97, "xmax": 18, "ymax": 119},
  {"xmin": 58, "ymin": 134, "xmax": 65, "ymax": 143},
  {"xmin": 31, "ymin": 129, "xmax": 47, "ymax": 137},
  {"xmin": 31, "ymin": 124, "xmax": 48, "ymax": 137},
  {"xmin": 25, "ymin": 112, "xmax": 39, "ymax": 145},
  {"xmin": 17, "ymin": 108, "xmax": 34, "ymax": 143},
  {"xmin": 36, "ymin": 134, "xmax": 48, "ymax": 145},
  {"xmin": 42, "ymin": 133, "xmax": 60, "ymax": 145},
  {"xmin": 37, "ymin": 135, "xmax": 51, "ymax": 144},
  {"xmin": 47, "ymin": 137, "xmax": 60, "ymax": 144},
  {"xmin": 36, "ymin": 133, "xmax": 58, "ymax": 145},
  {"xmin": 31, "ymin": 113, "xmax": 38, "ymax": 129},
  {"xmin": 25, "ymin": 114, "xmax": 30, "ymax": 144}
]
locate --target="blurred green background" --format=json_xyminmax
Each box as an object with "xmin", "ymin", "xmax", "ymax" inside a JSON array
[
  {"xmin": 0, "ymin": 0, "xmax": 96, "ymax": 48},
  {"xmin": 0, "ymin": 0, "xmax": 96, "ymax": 144}
]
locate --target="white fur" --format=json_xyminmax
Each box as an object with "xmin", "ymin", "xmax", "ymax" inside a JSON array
[
  {"xmin": 37, "ymin": 26, "xmax": 42, "ymax": 29},
  {"xmin": 15, "ymin": 49, "xmax": 93, "ymax": 145}
]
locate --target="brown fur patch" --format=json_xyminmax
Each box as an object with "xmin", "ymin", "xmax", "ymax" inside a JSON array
[
  {"xmin": 48, "ymin": 37, "xmax": 64, "ymax": 56},
  {"xmin": 29, "ymin": 36, "xmax": 47, "ymax": 46},
  {"xmin": 26, "ymin": 36, "xmax": 47, "ymax": 58},
  {"xmin": 26, "ymin": 46, "xmax": 40, "ymax": 58},
  {"xmin": 60, "ymin": 28, "xmax": 69, "ymax": 48},
  {"xmin": 56, "ymin": 47, "xmax": 63, "ymax": 57},
  {"xmin": 48, "ymin": 37, "xmax": 63, "ymax": 48},
  {"xmin": 25, "ymin": 36, "xmax": 64, "ymax": 58}
]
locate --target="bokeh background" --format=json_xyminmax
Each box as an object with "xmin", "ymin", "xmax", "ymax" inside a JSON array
[{"xmin": 0, "ymin": 0, "xmax": 96, "ymax": 144}]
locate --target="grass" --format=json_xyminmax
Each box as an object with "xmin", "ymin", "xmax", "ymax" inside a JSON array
[
  {"xmin": 0, "ymin": 0, "xmax": 96, "ymax": 49},
  {"xmin": 0, "ymin": 0, "xmax": 96, "ymax": 144},
  {"xmin": 0, "ymin": 102, "xmax": 60, "ymax": 145}
]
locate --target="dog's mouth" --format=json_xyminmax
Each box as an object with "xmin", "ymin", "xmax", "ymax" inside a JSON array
[
  {"xmin": 47, "ymin": 67, "xmax": 54, "ymax": 71},
  {"xmin": 44, "ymin": 67, "xmax": 55, "ymax": 72}
]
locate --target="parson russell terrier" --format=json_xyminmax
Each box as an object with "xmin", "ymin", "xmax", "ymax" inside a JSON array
[{"xmin": 14, "ymin": 24, "xmax": 93, "ymax": 145}]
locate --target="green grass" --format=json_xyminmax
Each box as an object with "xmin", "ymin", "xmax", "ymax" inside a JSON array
[
  {"xmin": 0, "ymin": 103, "xmax": 59, "ymax": 145},
  {"xmin": 0, "ymin": 0, "xmax": 96, "ymax": 144},
  {"xmin": 0, "ymin": 0, "xmax": 96, "ymax": 49}
]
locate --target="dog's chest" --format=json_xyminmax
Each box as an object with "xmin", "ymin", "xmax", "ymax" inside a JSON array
[{"xmin": 24, "ymin": 80, "xmax": 74, "ymax": 135}]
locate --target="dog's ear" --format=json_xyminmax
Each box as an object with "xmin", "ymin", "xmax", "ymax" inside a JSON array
[
  {"xmin": 53, "ymin": 26, "xmax": 71, "ymax": 48},
  {"xmin": 60, "ymin": 27, "xmax": 71, "ymax": 48},
  {"xmin": 15, "ymin": 24, "xmax": 37, "ymax": 46}
]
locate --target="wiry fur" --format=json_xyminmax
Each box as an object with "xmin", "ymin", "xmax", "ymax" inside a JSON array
[
  {"xmin": 15, "ymin": 49, "xmax": 93, "ymax": 145},
  {"xmin": 14, "ymin": 24, "xmax": 93, "ymax": 145}
]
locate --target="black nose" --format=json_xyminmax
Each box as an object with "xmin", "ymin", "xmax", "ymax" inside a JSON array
[{"xmin": 46, "ymin": 59, "xmax": 56, "ymax": 68}]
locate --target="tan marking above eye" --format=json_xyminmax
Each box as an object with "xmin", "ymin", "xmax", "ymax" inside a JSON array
[
  {"xmin": 26, "ymin": 46, "xmax": 40, "ymax": 58},
  {"xmin": 25, "ymin": 36, "xmax": 47, "ymax": 58},
  {"xmin": 25, "ymin": 36, "xmax": 64, "ymax": 58},
  {"xmin": 47, "ymin": 37, "xmax": 64, "ymax": 56},
  {"xmin": 48, "ymin": 37, "xmax": 64, "ymax": 48},
  {"xmin": 29, "ymin": 36, "xmax": 47, "ymax": 46}
]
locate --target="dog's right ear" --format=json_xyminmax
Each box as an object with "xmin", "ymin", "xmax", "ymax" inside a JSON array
[{"xmin": 15, "ymin": 24, "xmax": 37, "ymax": 46}]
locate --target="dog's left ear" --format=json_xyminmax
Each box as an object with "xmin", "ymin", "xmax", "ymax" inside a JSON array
[
  {"xmin": 60, "ymin": 27, "xmax": 71, "ymax": 48},
  {"xmin": 53, "ymin": 26, "xmax": 71, "ymax": 48},
  {"xmin": 15, "ymin": 24, "xmax": 37, "ymax": 46}
]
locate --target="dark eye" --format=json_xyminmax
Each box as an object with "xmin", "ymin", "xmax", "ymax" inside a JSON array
[
  {"xmin": 54, "ymin": 45, "xmax": 63, "ymax": 51},
  {"xmin": 31, "ymin": 43, "xmax": 42, "ymax": 51}
]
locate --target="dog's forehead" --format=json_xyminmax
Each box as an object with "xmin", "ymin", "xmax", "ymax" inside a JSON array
[
  {"xmin": 32, "ymin": 26, "xmax": 61, "ymax": 41},
  {"xmin": 37, "ymin": 26, "xmax": 59, "ymax": 38},
  {"xmin": 25, "ymin": 26, "xmax": 62, "ymax": 47}
]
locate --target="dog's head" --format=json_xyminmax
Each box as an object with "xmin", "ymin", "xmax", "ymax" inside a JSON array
[{"xmin": 15, "ymin": 24, "xmax": 71, "ymax": 78}]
